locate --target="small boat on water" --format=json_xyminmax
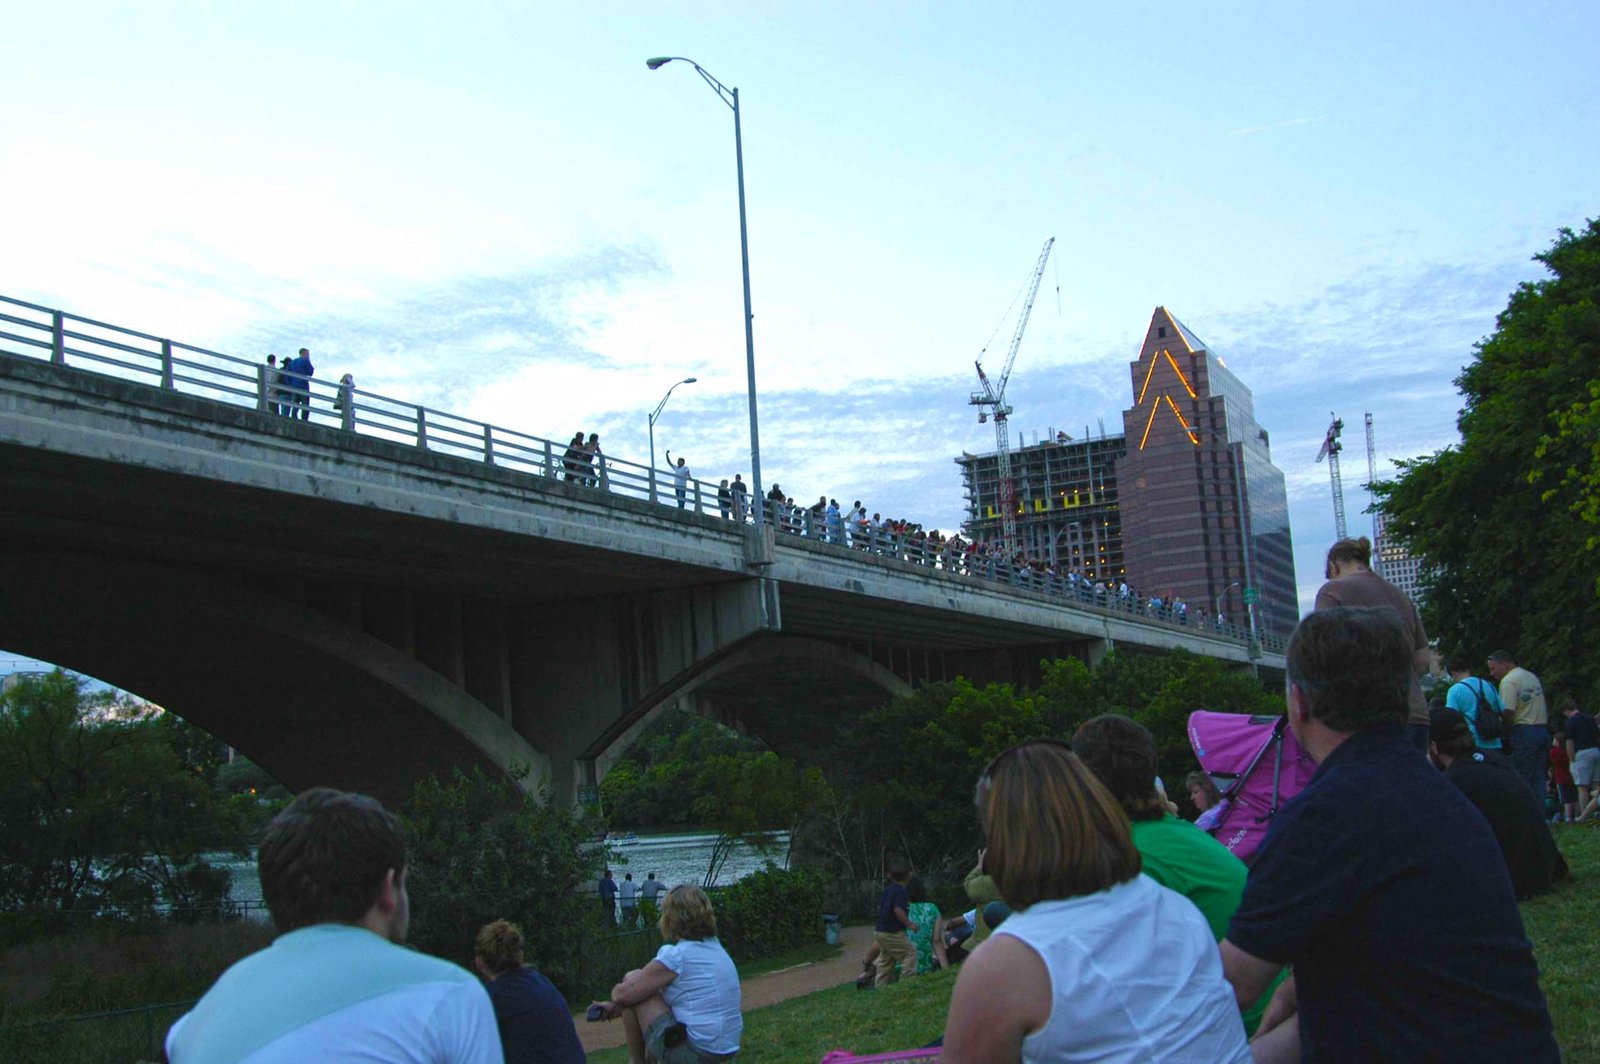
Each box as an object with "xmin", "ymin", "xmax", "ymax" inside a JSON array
[{"xmin": 604, "ymin": 831, "xmax": 640, "ymax": 845}]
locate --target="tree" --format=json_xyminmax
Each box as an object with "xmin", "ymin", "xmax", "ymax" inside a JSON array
[
  {"xmin": 0, "ymin": 671, "xmax": 245, "ymax": 916},
  {"xmin": 822, "ymin": 653, "xmax": 1282, "ymax": 877},
  {"xmin": 400, "ymin": 765, "xmax": 606, "ymax": 997},
  {"xmin": 1375, "ymin": 220, "xmax": 1600, "ymax": 702},
  {"xmin": 689, "ymin": 751, "xmax": 826, "ymax": 887}
]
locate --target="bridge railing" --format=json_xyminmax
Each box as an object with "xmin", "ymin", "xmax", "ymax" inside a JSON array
[{"xmin": 0, "ymin": 294, "xmax": 1282, "ymax": 654}]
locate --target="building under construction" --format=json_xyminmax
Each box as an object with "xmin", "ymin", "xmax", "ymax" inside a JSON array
[
  {"xmin": 957, "ymin": 431, "xmax": 1128, "ymax": 581},
  {"xmin": 955, "ymin": 307, "xmax": 1298, "ymax": 638}
]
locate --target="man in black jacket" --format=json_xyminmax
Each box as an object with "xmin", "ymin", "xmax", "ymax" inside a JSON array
[{"xmin": 1429, "ymin": 707, "xmax": 1569, "ymax": 898}]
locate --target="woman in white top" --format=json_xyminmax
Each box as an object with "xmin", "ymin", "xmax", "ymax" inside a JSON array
[
  {"xmin": 592, "ymin": 885, "xmax": 742, "ymax": 1063},
  {"xmin": 943, "ymin": 741, "xmax": 1251, "ymax": 1064}
]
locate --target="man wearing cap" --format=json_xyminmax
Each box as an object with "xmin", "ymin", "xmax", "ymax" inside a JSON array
[
  {"xmin": 1428, "ymin": 707, "xmax": 1568, "ymax": 899},
  {"xmin": 1487, "ymin": 649, "xmax": 1549, "ymax": 801}
]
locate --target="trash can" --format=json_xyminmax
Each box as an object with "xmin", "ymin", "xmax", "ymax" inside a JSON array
[{"xmin": 822, "ymin": 913, "xmax": 841, "ymax": 946}]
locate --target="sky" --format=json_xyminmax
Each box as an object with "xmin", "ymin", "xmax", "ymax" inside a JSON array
[{"xmin": 4, "ymin": 1, "xmax": 1598, "ymax": 677}]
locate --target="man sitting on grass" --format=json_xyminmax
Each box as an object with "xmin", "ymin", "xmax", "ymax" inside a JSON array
[
  {"xmin": 166, "ymin": 788, "xmax": 500, "ymax": 1063},
  {"xmin": 1221, "ymin": 608, "xmax": 1558, "ymax": 1062}
]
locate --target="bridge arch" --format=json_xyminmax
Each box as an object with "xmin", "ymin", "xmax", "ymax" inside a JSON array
[
  {"xmin": 584, "ymin": 634, "xmax": 914, "ymax": 785},
  {"xmin": 0, "ymin": 550, "xmax": 547, "ymax": 806}
]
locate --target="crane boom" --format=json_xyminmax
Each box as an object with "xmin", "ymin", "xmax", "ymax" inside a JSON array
[
  {"xmin": 1316, "ymin": 414, "xmax": 1348, "ymax": 540},
  {"xmin": 971, "ymin": 237, "xmax": 1055, "ymax": 558}
]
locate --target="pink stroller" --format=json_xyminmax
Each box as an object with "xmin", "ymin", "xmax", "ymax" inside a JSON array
[{"xmin": 1186, "ymin": 710, "xmax": 1317, "ymax": 864}]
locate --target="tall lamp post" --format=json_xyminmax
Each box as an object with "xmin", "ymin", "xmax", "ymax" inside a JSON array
[
  {"xmin": 646, "ymin": 56, "xmax": 766, "ymax": 531},
  {"xmin": 648, "ymin": 376, "xmax": 697, "ymax": 502},
  {"xmin": 1216, "ymin": 581, "xmax": 1241, "ymax": 627}
]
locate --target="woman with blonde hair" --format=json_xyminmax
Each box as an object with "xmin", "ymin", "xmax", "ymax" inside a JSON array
[
  {"xmin": 473, "ymin": 919, "xmax": 584, "ymax": 1064},
  {"xmin": 592, "ymin": 885, "xmax": 741, "ymax": 1063},
  {"xmin": 942, "ymin": 741, "xmax": 1249, "ymax": 1063}
]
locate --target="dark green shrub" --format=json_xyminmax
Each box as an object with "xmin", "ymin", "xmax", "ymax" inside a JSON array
[{"xmin": 712, "ymin": 864, "xmax": 826, "ymax": 962}]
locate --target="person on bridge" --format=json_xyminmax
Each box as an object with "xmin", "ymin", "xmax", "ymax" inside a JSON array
[
  {"xmin": 583, "ymin": 434, "xmax": 603, "ymax": 487},
  {"xmin": 563, "ymin": 432, "xmax": 586, "ymax": 482},
  {"xmin": 665, "ymin": 450, "xmax": 691, "ymax": 509},
  {"xmin": 165, "ymin": 788, "xmax": 501, "ymax": 1063},
  {"xmin": 285, "ymin": 347, "xmax": 314, "ymax": 421},
  {"xmin": 264, "ymin": 354, "xmax": 282, "ymax": 415}
]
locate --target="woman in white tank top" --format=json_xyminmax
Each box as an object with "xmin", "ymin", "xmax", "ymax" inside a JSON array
[{"xmin": 942, "ymin": 741, "xmax": 1251, "ymax": 1063}]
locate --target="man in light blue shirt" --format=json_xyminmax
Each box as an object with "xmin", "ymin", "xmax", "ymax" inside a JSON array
[
  {"xmin": 1445, "ymin": 656, "xmax": 1505, "ymax": 750},
  {"xmin": 166, "ymin": 788, "xmax": 500, "ymax": 1064}
]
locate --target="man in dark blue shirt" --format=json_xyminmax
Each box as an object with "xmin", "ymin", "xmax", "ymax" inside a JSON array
[{"xmin": 1221, "ymin": 607, "xmax": 1557, "ymax": 1062}]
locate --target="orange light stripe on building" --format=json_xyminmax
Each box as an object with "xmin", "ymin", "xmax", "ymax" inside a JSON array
[
  {"xmin": 1137, "ymin": 352, "xmax": 1159, "ymax": 405},
  {"xmin": 1163, "ymin": 350, "xmax": 1197, "ymax": 397},
  {"xmin": 1138, "ymin": 401, "xmax": 1160, "ymax": 450},
  {"xmin": 1164, "ymin": 394, "xmax": 1200, "ymax": 444}
]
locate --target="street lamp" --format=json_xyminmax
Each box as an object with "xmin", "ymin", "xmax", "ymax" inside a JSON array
[
  {"xmin": 646, "ymin": 56, "xmax": 766, "ymax": 531},
  {"xmin": 1216, "ymin": 581, "xmax": 1241, "ymax": 625},
  {"xmin": 648, "ymin": 376, "xmax": 697, "ymax": 502}
]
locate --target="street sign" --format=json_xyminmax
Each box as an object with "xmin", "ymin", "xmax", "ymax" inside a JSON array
[{"xmin": 1242, "ymin": 587, "xmax": 1259, "ymax": 604}]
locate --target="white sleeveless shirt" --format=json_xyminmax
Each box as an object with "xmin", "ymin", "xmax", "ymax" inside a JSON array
[{"xmin": 993, "ymin": 875, "xmax": 1251, "ymax": 1064}]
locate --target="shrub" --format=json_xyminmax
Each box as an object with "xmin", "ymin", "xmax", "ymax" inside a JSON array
[
  {"xmin": 400, "ymin": 765, "xmax": 607, "ymax": 1000},
  {"xmin": 712, "ymin": 864, "xmax": 827, "ymax": 962}
]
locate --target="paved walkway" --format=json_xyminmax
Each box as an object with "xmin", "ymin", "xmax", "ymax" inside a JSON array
[{"xmin": 576, "ymin": 924, "xmax": 875, "ymax": 1054}]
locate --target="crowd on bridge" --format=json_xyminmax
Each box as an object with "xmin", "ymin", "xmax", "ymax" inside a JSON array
[
  {"xmin": 698, "ymin": 475, "xmax": 1234, "ymax": 631},
  {"xmin": 262, "ymin": 349, "xmax": 355, "ymax": 423}
]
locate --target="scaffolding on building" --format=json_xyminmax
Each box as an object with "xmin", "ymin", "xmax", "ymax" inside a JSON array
[{"xmin": 956, "ymin": 427, "xmax": 1128, "ymax": 580}]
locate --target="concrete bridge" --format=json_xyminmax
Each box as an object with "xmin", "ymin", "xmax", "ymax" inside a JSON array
[{"xmin": 0, "ymin": 296, "xmax": 1285, "ymax": 805}]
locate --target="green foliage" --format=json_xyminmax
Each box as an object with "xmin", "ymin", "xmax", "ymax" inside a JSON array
[
  {"xmin": 0, "ymin": 671, "xmax": 245, "ymax": 917},
  {"xmin": 599, "ymin": 711, "xmax": 767, "ymax": 828},
  {"xmin": 817, "ymin": 652, "xmax": 1279, "ymax": 877},
  {"xmin": 711, "ymin": 864, "xmax": 827, "ymax": 962},
  {"xmin": 693, "ymin": 751, "xmax": 828, "ymax": 887},
  {"xmin": 1376, "ymin": 220, "xmax": 1600, "ymax": 702},
  {"xmin": 0, "ymin": 920, "xmax": 272, "ymax": 1022},
  {"xmin": 399, "ymin": 764, "xmax": 606, "ymax": 998}
]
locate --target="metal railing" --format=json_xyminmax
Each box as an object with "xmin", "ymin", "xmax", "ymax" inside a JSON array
[
  {"xmin": 0, "ymin": 294, "xmax": 1281, "ymax": 654},
  {"xmin": 0, "ymin": 999, "xmax": 193, "ymax": 1064}
]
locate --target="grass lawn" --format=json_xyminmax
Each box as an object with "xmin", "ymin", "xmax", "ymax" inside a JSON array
[
  {"xmin": 1522, "ymin": 822, "xmax": 1600, "ymax": 1061},
  {"xmin": 595, "ymin": 825, "xmax": 1600, "ymax": 1063}
]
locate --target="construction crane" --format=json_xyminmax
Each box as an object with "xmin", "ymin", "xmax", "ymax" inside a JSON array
[
  {"xmin": 1315, "ymin": 413, "xmax": 1348, "ymax": 541},
  {"xmin": 1364, "ymin": 412, "xmax": 1382, "ymax": 576},
  {"xmin": 971, "ymin": 237, "xmax": 1055, "ymax": 557}
]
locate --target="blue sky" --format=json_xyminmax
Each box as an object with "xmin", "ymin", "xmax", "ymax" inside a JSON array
[{"xmin": 4, "ymin": 2, "xmax": 1597, "ymax": 679}]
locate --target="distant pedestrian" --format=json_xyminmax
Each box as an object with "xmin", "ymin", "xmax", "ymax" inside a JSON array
[
  {"xmin": 641, "ymin": 872, "xmax": 665, "ymax": 905},
  {"xmin": 598, "ymin": 869, "xmax": 618, "ymax": 925},
  {"xmin": 264, "ymin": 355, "xmax": 282, "ymax": 415},
  {"xmin": 665, "ymin": 450, "xmax": 691, "ymax": 509},
  {"xmin": 285, "ymin": 347, "xmax": 314, "ymax": 420},
  {"xmin": 717, "ymin": 479, "xmax": 732, "ymax": 520},
  {"xmin": 332, "ymin": 373, "xmax": 354, "ymax": 425},
  {"xmin": 729, "ymin": 475, "xmax": 748, "ymax": 521},
  {"xmin": 563, "ymin": 432, "xmax": 586, "ymax": 482},
  {"xmin": 1487, "ymin": 649, "xmax": 1550, "ymax": 800},
  {"xmin": 584, "ymin": 433, "xmax": 603, "ymax": 487},
  {"xmin": 620, "ymin": 873, "xmax": 639, "ymax": 928}
]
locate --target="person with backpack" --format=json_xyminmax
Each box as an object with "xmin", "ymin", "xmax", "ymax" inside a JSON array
[{"xmin": 1444, "ymin": 655, "xmax": 1505, "ymax": 751}]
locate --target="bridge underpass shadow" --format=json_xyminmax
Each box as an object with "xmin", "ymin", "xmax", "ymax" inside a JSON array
[{"xmin": 0, "ymin": 550, "xmax": 543, "ymax": 807}]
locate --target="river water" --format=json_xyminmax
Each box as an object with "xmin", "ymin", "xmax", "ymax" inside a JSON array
[{"xmin": 214, "ymin": 831, "xmax": 789, "ymax": 917}]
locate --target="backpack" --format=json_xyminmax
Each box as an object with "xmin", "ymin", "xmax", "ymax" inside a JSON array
[{"xmin": 1467, "ymin": 678, "xmax": 1505, "ymax": 742}]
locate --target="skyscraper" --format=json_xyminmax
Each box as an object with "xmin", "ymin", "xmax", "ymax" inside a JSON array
[{"xmin": 1117, "ymin": 308, "xmax": 1297, "ymax": 638}]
